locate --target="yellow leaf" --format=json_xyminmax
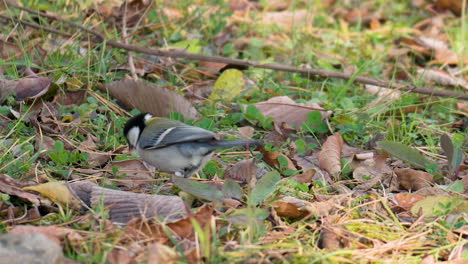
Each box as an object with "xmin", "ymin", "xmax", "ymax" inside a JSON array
[
  {"xmin": 209, "ymin": 69, "xmax": 246, "ymax": 101},
  {"xmin": 23, "ymin": 182, "xmax": 82, "ymax": 210}
]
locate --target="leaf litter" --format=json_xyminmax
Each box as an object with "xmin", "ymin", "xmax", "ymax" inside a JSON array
[{"xmin": 0, "ymin": 1, "xmax": 466, "ymax": 263}]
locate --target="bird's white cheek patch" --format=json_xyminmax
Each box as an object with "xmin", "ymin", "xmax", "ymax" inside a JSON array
[{"xmin": 127, "ymin": 127, "xmax": 140, "ymax": 148}]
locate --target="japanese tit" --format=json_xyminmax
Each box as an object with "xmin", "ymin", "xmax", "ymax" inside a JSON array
[{"xmin": 124, "ymin": 113, "xmax": 261, "ymax": 177}]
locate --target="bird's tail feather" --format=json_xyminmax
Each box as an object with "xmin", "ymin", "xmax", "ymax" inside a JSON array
[{"xmin": 212, "ymin": 140, "xmax": 262, "ymax": 149}]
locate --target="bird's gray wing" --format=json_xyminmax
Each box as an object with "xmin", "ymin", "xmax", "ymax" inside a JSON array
[{"xmin": 139, "ymin": 126, "xmax": 217, "ymax": 149}]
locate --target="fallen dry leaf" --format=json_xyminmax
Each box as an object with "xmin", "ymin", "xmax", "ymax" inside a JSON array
[
  {"xmin": 318, "ymin": 133, "xmax": 344, "ymax": 179},
  {"xmin": 147, "ymin": 243, "xmax": 179, "ymax": 264},
  {"xmin": 435, "ymin": 0, "xmax": 466, "ymax": 16},
  {"xmin": 0, "ymin": 77, "xmax": 52, "ymax": 103},
  {"xmin": 77, "ymin": 134, "xmax": 111, "ymax": 167},
  {"xmin": 107, "ymin": 249, "xmax": 134, "ymax": 264},
  {"xmin": 238, "ymin": 126, "xmax": 255, "ymax": 139},
  {"xmin": 23, "ymin": 181, "xmax": 83, "ymax": 210},
  {"xmin": 290, "ymin": 168, "xmax": 316, "ymax": 183},
  {"xmin": 102, "ymin": 80, "xmax": 198, "ymax": 119},
  {"xmin": 395, "ymin": 168, "xmax": 434, "ymax": 191},
  {"xmin": 0, "ymin": 174, "xmax": 48, "ymax": 206},
  {"xmin": 254, "ymin": 96, "xmax": 330, "ymax": 128},
  {"xmin": 259, "ymin": 146, "xmax": 297, "ymax": 171},
  {"xmin": 103, "ymin": 159, "xmax": 154, "ymax": 189},
  {"xmin": 68, "ymin": 181, "xmax": 186, "ymax": 223},
  {"xmin": 224, "ymin": 158, "xmax": 266, "ymax": 183},
  {"xmin": 273, "ymin": 196, "xmax": 308, "ymax": 218},
  {"xmin": 90, "ymin": 184, "xmax": 186, "ymax": 223},
  {"xmin": 318, "ymin": 226, "xmax": 349, "ymax": 250},
  {"xmin": 393, "ymin": 193, "xmax": 425, "ymax": 211},
  {"xmin": 124, "ymin": 204, "xmax": 214, "ymax": 244},
  {"xmin": 417, "ymin": 69, "xmax": 468, "ymax": 90}
]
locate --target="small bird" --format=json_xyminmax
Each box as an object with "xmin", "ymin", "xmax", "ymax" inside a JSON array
[{"xmin": 124, "ymin": 113, "xmax": 261, "ymax": 177}]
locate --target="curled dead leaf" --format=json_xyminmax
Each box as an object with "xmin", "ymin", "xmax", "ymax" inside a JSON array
[
  {"xmin": 0, "ymin": 77, "xmax": 52, "ymax": 103},
  {"xmin": 0, "ymin": 174, "xmax": 48, "ymax": 206},
  {"xmin": 124, "ymin": 204, "xmax": 214, "ymax": 243},
  {"xmin": 273, "ymin": 196, "xmax": 308, "ymax": 218},
  {"xmin": 417, "ymin": 69, "xmax": 468, "ymax": 90},
  {"xmin": 290, "ymin": 168, "xmax": 316, "ymax": 183},
  {"xmin": 393, "ymin": 193, "xmax": 425, "ymax": 211},
  {"xmin": 23, "ymin": 181, "xmax": 82, "ymax": 210},
  {"xmin": 103, "ymin": 159, "xmax": 154, "ymax": 189},
  {"xmin": 318, "ymin": 133, "xmax": 344, "ymax": 179},
  {"xmin": 395, "ymin": 168, "xmax": 434, "ymax": 191},
  {"xmin": 224, "ymin": 158, "xmax": 266, "ymax": 183},
  {"xmin": 254, "ymin": 96, "xmax": 330, "ymax": 128},
  {"xmin": 259, "ymin": 146, "xmax": 296, "ymax": 171},
  {"xmin": 101, "ymin": 80, "xmax": 198, "ymax": 119}
]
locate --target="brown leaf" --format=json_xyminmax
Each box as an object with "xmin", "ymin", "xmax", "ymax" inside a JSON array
[
  {"xmin": 124, "ymin": 204, "xmax": 214, "ymax": 243},
  {"xmin": 107, "ymin": 249, "xmax": 135, "ymax": 264},
  {"xmin": 290, "ymin": 169, "xmax": 316, "ymax": 183},
  {"xmin": 273, "ymin": 196, "xmax": 308, "ymax": 218},
  {"xmin": 254, "ymin": 96, "xmax": 330, "ymax": 128},
  {"xmin": 417, "ymin": 69, "xmax": 468, "ymax": 90},
  {"xmin": 318, "ymin": 226, "xmax": 346, "ymax": 250},
  {"xmin": 54, "ymin": 90, "xmax": 87, "ymax": 106},
  {"xmin": 101, "ymin": 80, "xmax": 198, "ymax": 119},
  {"xmin": 435, "ymin": 0, "xmax": 466, "ymax": 16},
  {"xmin": 78, "ymin": 134, "xmax": 111, "ymax": 167},
  {"xmin": 0, "ymin": 174, "xmax": 48, "ymax": 206},
  {"xmin": 90, "ymin": 185, "xmax": 186, "ymax": 223},
  {"xmin": 9, "ymin": 225, "xmax": 83, "ymax": 245},
  {"xmin": 224, "ymin": 158, "xmax": 265, "ymax": 183},
  {"xmin": 393, "ymin": 193, "xmax": 425, "ymax": 211},
  {"xmin": 0, "ymin": 77, "xmax": 52, "ymax": 103},
  {"xmin": 395, "ymin": 168, "xmax": 434, "ymax": 191},
  {"xmin": 35, "ymin": 135, "xmax": 55, "ymax": 160},
  {"xmin": 237, "ymin": 126, "xmax": 255, "ymax": 139},
  {"xmin": 198, "ymin": 60, "xmax": 227, "ymax": 74},
  {"xmin": 318, "ymin": 133, "xmax": 344, "ymax": 179},
  {"xmin": 259, "ymin": 146, "xmax": 296, "ymax": 171},
  {"xmin": 104, "ymin": 159, "xmax": 154, "ymax": 189},
  {"xmin": 147, "ymin": 243, "xmax": 178, "ymax": 264}
]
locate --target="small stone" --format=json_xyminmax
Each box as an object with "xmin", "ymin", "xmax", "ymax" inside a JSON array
[{"xmin": 0, "ymin": 233, "xmax": 64, "ymax": 264}]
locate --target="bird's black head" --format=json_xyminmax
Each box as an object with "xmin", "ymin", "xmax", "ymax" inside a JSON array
[{"xmin": 123, "ymin": 113, "xmax": 153, "ymax": 149}]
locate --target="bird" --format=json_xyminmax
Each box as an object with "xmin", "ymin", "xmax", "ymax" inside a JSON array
[{"xmin": 123, "ymin": 113, "xmax": 261, "ymax": 177}]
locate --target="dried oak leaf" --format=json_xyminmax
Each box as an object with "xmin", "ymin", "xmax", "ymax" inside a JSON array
[
  {"xmin": 290, "ymin": 168, "xmax": 316, "ymax": 183},
  {"xmin": 417, "ymin": 68, "xmax": 468, "ymax": 90},
  {"xmin": 318, "ymin": 133, "xmax": 344, "ymax": 179},
  {"xmin": 124, "ymin": 204, "xmax": 214, "ymax": 243},
  {"xmin": 0, "ymin": 174, "xmax": 49, "ymax": 206},
  {"xmin": 259, "ymin": 146, "xmax": 296, "ymax": 171},
  {"xmin": 101, "ymin": 80, "xmax": 197, "ymax": 119},
  {"xmin": 77, "ymin": 134, "xmax": 111, "ymax": 167},
  {"xmin": 273, "ymin": 196, "xmax": 308, "ymax": 218},
  {"xmin": 224, "ymin": 158, "xmax": 266, "ymax": 183},
  {"xmin": 393, "ymin": 193, "xmax": 425, "ymax": 211},
  {"xmin": 254, "ymin": 96, "xmax": 330, "ymax": 128},
  {"xmin": 0, "ymin": 77, "xmax": 52, "ymax": 103},
  {"xmin": 395, "ymin": 168, "xmax": 434, "ymax": 191},
  {"xmin": 103, "ymin": 159, "xmax": 154, "ymax": 189}
]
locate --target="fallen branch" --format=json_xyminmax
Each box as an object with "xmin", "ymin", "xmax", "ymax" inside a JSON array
[{"xmin": 3, "ymin": 3, "xmax": 468, "ymax": 100}]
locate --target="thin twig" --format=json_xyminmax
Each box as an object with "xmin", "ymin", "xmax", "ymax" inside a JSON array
[
  {"xmin": 122, "ymin": 0, "xmax": 138, "ymax": 80},
  {"xmin": 3, "ymin": 3, "xmax": 468, "ymax": 100}
]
